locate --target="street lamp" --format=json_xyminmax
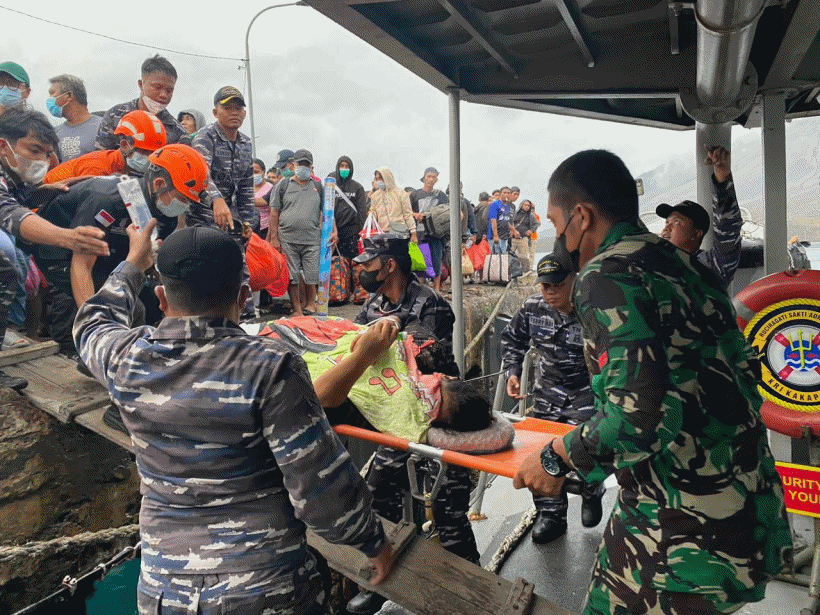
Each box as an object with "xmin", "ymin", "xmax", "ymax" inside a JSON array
[{"xmin": 245, "ymin": 1, "xmax": 307, "ymax": 157}]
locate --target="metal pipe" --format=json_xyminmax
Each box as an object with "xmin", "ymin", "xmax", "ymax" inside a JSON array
[
  {"xmin": 245, "ymin": 2, "xmax": 305, "ymax": 158},
  {"xmin": 695, "ymin": 121, "xmax": 731, "ymax": 252},
  {"xmin": 695, "ymin": 0, "xmax": 766, "ymax": 109},
  {"xmin": 448, "ymin": 88, "xmax": 464, "ymax": 376},
  {"xmin": 762, "ymin": 92, "xmax": 790, "ymax": 275}
]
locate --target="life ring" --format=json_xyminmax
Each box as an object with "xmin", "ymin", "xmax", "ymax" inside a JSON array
[{"xmin": 733, "ymin": 270, "xmax": 820, "ymax": 422}]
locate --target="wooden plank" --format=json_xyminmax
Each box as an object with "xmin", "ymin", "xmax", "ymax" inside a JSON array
[
  {"xmin": 3, "ymin": 354, "xmax": 110, "ymax": 422},
  {"xmin": 76, "ymin": 407, "xmax": 134, "ymax": 452},
  {"xmin": 0, "ymin": 340, "xmax": 59, "ymax": 367},
  {"xmin": 308, "ymin": 521, "xmax": 578, "ymax": 615}
]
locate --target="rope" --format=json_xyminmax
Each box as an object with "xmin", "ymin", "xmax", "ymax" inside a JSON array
[
  {"xmin": 464, "ymin": 278, "xmax": 517, "ymax": 356},
  {"xmin": 0, "ymin": 524, "xmax": 139, "ymax": 565},
  {"xmin": 483, "ymin": 507, "xmax": 537, "ymax": 574}
]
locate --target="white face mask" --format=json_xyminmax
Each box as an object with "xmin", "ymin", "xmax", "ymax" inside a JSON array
[
  {"xmin": 5, "ymin": 145, "xmax": 49, "ymax": 185},
  {"xmin": 126, "ymin": 151, "xmax": 150, "ymax": 174},
  {"xmin": 142, "ymin": 95, "xmax": 167, "ymax": 115},
  {"xmin": 156, "ymin": 195, "xmax": 189, "ymax": 218}
]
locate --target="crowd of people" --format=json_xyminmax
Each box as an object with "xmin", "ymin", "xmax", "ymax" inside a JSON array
[{"xmin": 0, "ymin": 52, "xmax": 794, "ymax": 615}]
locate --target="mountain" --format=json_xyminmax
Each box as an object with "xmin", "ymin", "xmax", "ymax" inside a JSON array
[{"xmin": 535, "ymin": 117, "xmax": 820, "ymax": 253}]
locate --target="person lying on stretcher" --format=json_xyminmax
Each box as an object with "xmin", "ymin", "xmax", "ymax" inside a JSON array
[{"xmin": 258, "ymin": 315, "xmax": 493, "ymax": 442}]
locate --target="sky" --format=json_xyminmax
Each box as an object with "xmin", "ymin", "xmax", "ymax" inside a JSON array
[{"xmin": 1, "ymin": 0, "xmax": 743, "ymax": 235}]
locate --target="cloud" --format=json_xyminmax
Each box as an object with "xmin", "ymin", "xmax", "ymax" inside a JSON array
[{"xmin": 4, "ymin": 0, "xmax": 811, "ymax": 217}]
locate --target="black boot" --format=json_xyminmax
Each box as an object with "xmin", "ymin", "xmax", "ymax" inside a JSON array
[
  {"xmin": 531, "ymin": 512, "xmax": 567, "ymax": 544},
  {"xmin": 0, "ymin": 370, "xmax": 27, "ymax": 391},
  {"xmin": 103, "ymin": 404, "xmax": 128, "ymax": 435},
  {"xmin": 581, "ymin": 484, "xmax": 606, "ymax": 528},
  {"xmin": 346, "ymin": 590, "xmax": 386, "ymax": 615}
]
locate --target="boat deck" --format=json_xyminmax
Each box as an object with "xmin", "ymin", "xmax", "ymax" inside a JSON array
[{"xmin": 472, "ymin": 474, "xmax": 812, "ymax": 615}]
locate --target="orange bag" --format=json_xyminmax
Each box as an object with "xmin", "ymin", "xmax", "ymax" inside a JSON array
[
  {"xmin": 466, "ymin": 240, "xmax": 491, "ymax": 271},
  {"xmin": 246, "ymin": 232, "xmax": 285, "ymax": 292}
]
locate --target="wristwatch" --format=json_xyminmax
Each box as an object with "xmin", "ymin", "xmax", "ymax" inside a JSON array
[{"xmin": 540, "ymin": 440, "xmax": 572, "ymax": 478}]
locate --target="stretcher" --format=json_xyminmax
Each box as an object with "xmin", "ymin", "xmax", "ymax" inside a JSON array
[
  {"xmin": 333, "ymin": 414, "xmax": 583, "ymax": 509},
  {"xmin": 333, "ymin": 416, "xmax": 574, "ymax": 479}
]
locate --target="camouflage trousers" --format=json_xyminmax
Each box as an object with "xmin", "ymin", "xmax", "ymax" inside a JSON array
[
  {"xmin": 367, "ymin": 446, "xmax": 480, "ymax": 564},
  {"xmin": 530, "ymin": 402, "xmax": 603, "ymax": 519},
  {"xmin": 582, "ymin": 497, "xmax": 747, "ymax": 615},
  {"xmin": 137, "ymin": 564, "xmax": 331, "ymax": 615},
  {"xmin": 584, "ymin": 576, "xmax": 745, "ymax": 614},
  {"xmin": 0, "ymin": 247, "xmax": 18, "ymax": 347}
]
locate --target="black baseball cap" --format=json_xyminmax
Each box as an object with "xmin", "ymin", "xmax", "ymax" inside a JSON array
[
  {"xmin": 655, "ymin": 200, "xmax": 711, "ymax": 232},
  {"xmin": 420, "ymin": 166, "xmax": 438, "ymax": 181},
  {"xmin": 293, "ymin": 149, "xmax": 313, "ymax": 165},
  {"xmin": 156, "ymin": 226, "xmax": 243, "ymax": 281},
  {"xmin": 536, "ymin": 253, "xmax": 571, "ymax": 284},
  {"xmin": 273, "ymin": 149, "xmax": 294, "ymax": 169},
  {"xmin": 353, "ymin": 233, "xmax": 410, "ymax": 264},
  {"xmin": 214, "ymin": 86, "xmax": 245, "ymax": 107}
]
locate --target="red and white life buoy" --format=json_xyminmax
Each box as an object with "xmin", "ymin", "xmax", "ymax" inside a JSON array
[{"xmin": 734, "ymin": 270, "xmax": 820, "ymax": 436}]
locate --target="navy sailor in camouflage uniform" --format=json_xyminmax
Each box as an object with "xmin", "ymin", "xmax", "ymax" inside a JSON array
[
  {"xmin": 346, "ymin": 234, "xmax": 478, "ymax": 615},
  {"xmin": 74, "ymin": 223, "xmax": 393, "ymax": 615},
  {"xmin": 514, "ymin": 150, "xmax": 791, "ymax": 614},
  {"xmin": 655, "ymin": 145, "xmax": 742, "ymax": 288},
  {"xmin": 501, "ymin": 253, "xmax": 604, "ymax": 544}
]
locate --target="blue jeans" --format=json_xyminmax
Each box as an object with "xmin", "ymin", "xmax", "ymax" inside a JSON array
[
  {"xmin": 426, "ymin": 237, "xmax": 444, "ymax": 277},
  {"xmin": 491, "ymin": 238, "xmax": 508, "ymax": 254}
]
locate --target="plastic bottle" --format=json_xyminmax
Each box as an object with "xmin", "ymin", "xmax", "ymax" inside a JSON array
[{"xmin": 116, "ymin": 176, "xmax": 158, "ymax": 244}]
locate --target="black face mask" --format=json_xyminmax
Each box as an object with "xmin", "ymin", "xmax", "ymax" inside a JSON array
[
  {"xmin": 552, "ymin": 212, "xmax": 582, "ymax": 273},
  {"xmin": 359, "ymin": 264, "xmax": 386, "ymax": 293}
]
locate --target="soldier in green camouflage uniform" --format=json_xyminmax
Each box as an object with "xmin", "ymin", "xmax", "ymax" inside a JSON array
[{"xmin": 514, "ymin": 150, "xmax": 792, "ymax": 615}]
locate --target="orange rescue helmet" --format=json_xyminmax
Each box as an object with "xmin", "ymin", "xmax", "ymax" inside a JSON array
[
  {"xmin": 148, "ymin": 144, "xmax": 209, "ymax": 203},
  {"xmin": 113, "ymin": 110, "xmax": 167, "ymax": 151}
]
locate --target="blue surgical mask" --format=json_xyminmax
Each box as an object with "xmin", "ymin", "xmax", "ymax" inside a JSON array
[
  {"xmin": 126, "ymin": 151, "xmax": 150, "ymax": 174},
  {"xmin": 294, "ymin": 166, "xmax": 311, "ymax": 181},
  {"xmin": 376, "ymin": 181, "xmax": 386, "ymax": 191},
  {"xmin": 253, "ymin": 173, "xmax": 263, "ymax": 186},
  {"xmin": 0, "ymin": 86, "xmax": 23, "ymax": 108},
  {"xmin": 156, "ymin": 195, "xmax": 189, "ymax": 218},
  {"xmin": 46, "ymin": 96, "xmax": 64, "ymax": 118},
  {"xmin": 281, "ymin": 168, "xmax": 294, "ymax": 178}
]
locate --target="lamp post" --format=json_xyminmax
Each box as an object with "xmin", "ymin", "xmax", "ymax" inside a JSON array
[{"xmin": 245, "ymin": 1, "xmax": 306, "ymax": 157}]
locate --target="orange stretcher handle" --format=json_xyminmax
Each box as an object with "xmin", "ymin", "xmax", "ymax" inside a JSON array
[{"xmin": 333, "ymin": 417, "xmax": 575, "ymax": 479}]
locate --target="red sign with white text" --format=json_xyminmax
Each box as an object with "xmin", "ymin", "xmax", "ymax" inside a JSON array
[{"xmin": 775, "ymin": 461, "xmax": 820, "ymax": 518}]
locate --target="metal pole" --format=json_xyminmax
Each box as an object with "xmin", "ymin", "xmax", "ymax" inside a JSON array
[
  {"xmin": 762, "ymin": 91, "xmax": 789, "ymax": 275},
  {"xmin": 245, "ymin": 2, "xmax": 305, "ymax": 158},
  {"xmin": 695, "ymin": 121, "xmax": 731, "ymax": 253},
  {"xmin": 448, "ymin": 88, "xmax": 464, "ymax": 376}
]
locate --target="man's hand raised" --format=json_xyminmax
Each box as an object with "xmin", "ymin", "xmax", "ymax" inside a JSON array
[
  {"xmin": 126, "ymin": 218, "xmax": 158, "ymax": 272},
  {"xmin": 705, "ymin": 146, "xmax": 731, "ymax": 183}
]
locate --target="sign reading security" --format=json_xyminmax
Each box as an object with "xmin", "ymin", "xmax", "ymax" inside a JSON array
[
  {"xmin": 776, "ymin": 462, "xmax": 820, "ymax": 517},
  {"xmin": 744, "ymin": 299, "xmax": 820, "ymax": 412}
]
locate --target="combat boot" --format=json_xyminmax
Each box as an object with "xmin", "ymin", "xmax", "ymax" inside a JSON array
[{"xmin": 531, "ymin": 512, "xmax": 567, "ymax": 544}]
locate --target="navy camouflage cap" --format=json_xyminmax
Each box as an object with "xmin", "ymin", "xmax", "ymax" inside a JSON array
[
  {"xmin": 536, "ymin": 253, "xmax": 571, "ymax": 284},
  {"xmin": 353, "ymin": 233, "xmax": 410, "ymax": 264}
]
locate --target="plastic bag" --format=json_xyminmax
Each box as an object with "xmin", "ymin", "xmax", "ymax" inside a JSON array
[
  {"xmin": 416, "ymin": 242, "xmax": 436, "ymax": 278},
  {"xmin": 408, "ymin": 242, "xmax": 427, "ymax": 273},
  {"xmin": 358, "ymin": 212, "xmax": 382, "ymax": 254},
  {"xmin": 461, "ymin": 247, "xmax": 474, "ymax": 276}
]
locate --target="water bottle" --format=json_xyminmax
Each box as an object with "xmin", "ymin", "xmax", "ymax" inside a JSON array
[{"xmin": 117, "ymin": 176, "xmax": 158, "ymax": 245}]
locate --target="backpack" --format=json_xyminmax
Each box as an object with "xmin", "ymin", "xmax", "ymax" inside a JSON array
[{"xmin": 423, "ymin": 204, "xmax": 451, "ymax": 239}]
